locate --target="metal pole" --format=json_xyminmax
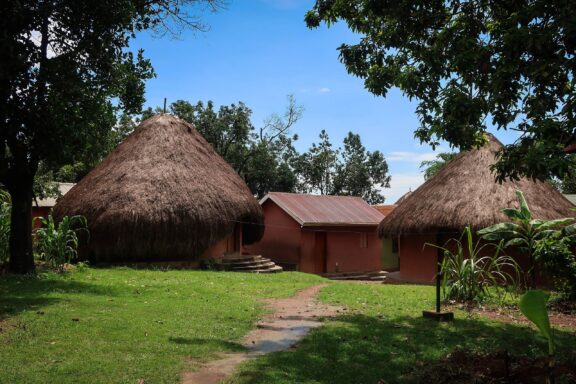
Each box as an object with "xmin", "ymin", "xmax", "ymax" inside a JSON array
[
  {"xmin": 163, "ymin": 97, "xmax": 167, "ymax": 114},
  {"xmin": 436, "ymin": 233, "xmax": 442, "ymax": 313}
]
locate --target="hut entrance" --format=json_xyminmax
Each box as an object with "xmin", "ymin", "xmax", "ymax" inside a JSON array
[
  {"xmin": 381, "ymin": 236, "xmax": 399, "ymax": 270},
  {"xmin": 313, "ymin": 232, "xmax": 327, "ymax": 274}
]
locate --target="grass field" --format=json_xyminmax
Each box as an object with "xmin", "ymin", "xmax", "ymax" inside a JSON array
[
  {"xmin": 0, "ymin": 268, "xmax": 325, "ymax": 384},
  {"xmin": 227, "ymin": 283, "xmax": 576, "ymax": 384},
  {"xmin": 2, "ymin": 269, "xmax": 575, "ymax": 384}
]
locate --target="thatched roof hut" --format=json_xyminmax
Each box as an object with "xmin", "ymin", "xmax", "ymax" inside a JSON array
[
  {"xmin": 379, "ymin": 134, "xmax": 575, "ymax": 237},
  {"xmin": 53, "ymin": 114, "xmax": 264, "ymax": 261}
]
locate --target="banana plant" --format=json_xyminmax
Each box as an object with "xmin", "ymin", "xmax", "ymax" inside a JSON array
[
  {"xmin": 519, "ymin": 290, "xmax": 555, "ymax": 383},
  {"xmin": 478, "ymin": 190, "xmax": 574, "ymax": 288}
]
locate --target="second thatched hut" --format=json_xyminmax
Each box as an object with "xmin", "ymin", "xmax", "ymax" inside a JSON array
[
  {"xmin": 54, "ymin": 114, "xmax": 264, "ymax": 264},
  {"xmin": 378, "ymin": 134, "xmax": 575, "ymax": 283}
]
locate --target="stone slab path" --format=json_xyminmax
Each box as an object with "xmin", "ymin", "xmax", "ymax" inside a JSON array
[{"xmin": 181, "ymin": 284, "xmax": 343, "ymax": 384}]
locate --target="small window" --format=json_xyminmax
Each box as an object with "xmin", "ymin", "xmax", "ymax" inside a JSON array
[{"xmin": 360, "ymin": 232, "xmax": 368, "ymax": 248}]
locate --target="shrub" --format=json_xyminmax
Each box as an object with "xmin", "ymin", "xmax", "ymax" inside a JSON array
[
  {"xmin": 0, "ymin": 190, "xmax": 10, "ymax": 267},
  {"xmin": 431, "ymin": 226, "xmax": 520, "ymax": 303},
  {"xmin": 533, "ymin": 237, "xmax": 576, "ymax": 300},
  {"xmin": 34, "ymin": 214, "xmax": 88, "ymax": 272},
  {"xmin": 478, "ymin": 190, "xmax": 574, "ymax": 288}
]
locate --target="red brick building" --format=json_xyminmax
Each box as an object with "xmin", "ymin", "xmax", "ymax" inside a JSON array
[{"xmin": 246, "ymin": 193, "xmax": 384, "ymax": 274}]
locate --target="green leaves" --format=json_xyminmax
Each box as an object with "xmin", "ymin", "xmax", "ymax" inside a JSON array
[
  {"xmin": 34, "ymin": 214, "xmax": 89, "ymax": 272},
  {"xmin": 478, "ymin": 189, "xmax": 574, "ymax": 288},
  {"xmin": 419, "ymin": 152, "xmax": 458, "ymax": 180},
  {"xmin": 518, "ymin": 290, "xmax": 554, "ymax": 355},
  {"xmin": 428, "ymin": 226, "xmax": 520, "ymax": 303},
  {"xmin": 306, "ymin": 0, "xmax": 576, "ymax": 181},
  {"xmin": 0, "ymin": 193, "xmax": 10, "ymax": 266}
]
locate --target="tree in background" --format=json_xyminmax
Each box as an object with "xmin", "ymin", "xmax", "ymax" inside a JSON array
[
  {"xmin": 555, "ymin": 155, "xmax": 576, "ymax": 194},
  {"xmin": 306, "ymin": 0, "xmax": 576, "ymax": 183},
  {"xmin": 296, "ymin": 130, "xmax": 391, "ymax": 204},
  {"xmin": 169, "ymin": 95, "xmax": 304, "ymax": 198},
  {"xmin": 1, "ymin": 0, "xmax": 221, "ymax": 273},
  {"xmin": 294, "ymin": 130, "xmax": 338, "ymax": 195},
  {"xmin": 420, "ymin": 152, "xmax": 458, "ymax": 181},
  {"xmin": 332, "ymin": 133, "xmax": 391, "ymax": 204}
]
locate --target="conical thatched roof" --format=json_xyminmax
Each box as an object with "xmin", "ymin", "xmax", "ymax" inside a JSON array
[
  {"xmin": 379, "ymin": 135, "xmax": 575, "ymax": 236},
  {"xmin": 54, "ymin": 114, "xmax": 264, "ymax": 261}
]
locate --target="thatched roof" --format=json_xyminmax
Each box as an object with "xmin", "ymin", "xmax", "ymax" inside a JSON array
[
  {"xmin": 378, "ymin": 135, "xmax": 575, "ymax": 236},
  {"xmin": 53, "ymin": 114, "xmax": 263, "ymax": 261}
]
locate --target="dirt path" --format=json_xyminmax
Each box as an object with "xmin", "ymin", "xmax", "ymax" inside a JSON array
[{"xmin": 181, "ymin": 284, "xmax": 343, "ymax": 384}]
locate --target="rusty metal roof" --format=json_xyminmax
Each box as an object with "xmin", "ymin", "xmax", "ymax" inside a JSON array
[
  {"xmin": 372, "ymin": 205, "xmax": 397, "ymax": 217},
  {"xmin": 260, "ymin": 192, "xmax": 385, "ymax": 226}
]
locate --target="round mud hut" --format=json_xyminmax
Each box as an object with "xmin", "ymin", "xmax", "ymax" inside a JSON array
[
  {"xmin": 378, "ymin": 134, "xmax": 575, "ymax": 283},
  {"xmin": 53, "ymin": 114, "xmax": 264, "ymax": 264}
]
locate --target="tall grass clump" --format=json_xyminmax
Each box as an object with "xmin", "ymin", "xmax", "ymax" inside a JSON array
[
  {"xmin": 430, "ymin": 226, "xmax": 520, "ymax": 304},
  {"xmin": 34, "ymin": 214, "xmax": 88, "ymax": 272}
]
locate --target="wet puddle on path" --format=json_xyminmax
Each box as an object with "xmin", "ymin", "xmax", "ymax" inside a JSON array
[{"xmin": 181, "ymin": 284, "xmax": 343, "ymax": 384}]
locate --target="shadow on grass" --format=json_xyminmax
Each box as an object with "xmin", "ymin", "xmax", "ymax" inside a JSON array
[
  {"xmin": 168, "ymin": 336, "xmax": 245, "ymax": 352},
  {"xmin": 0, "ymin": 275, "xmax": 119, "ymax": 320},
  {"xmin": 230, "ymin": 314, "xmax": 576, "ymax": 384}
]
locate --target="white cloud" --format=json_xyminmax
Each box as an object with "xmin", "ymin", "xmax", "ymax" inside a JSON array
[
  {"xmin": 380, "ymin": 173, "xmax": 425, "ymax": 204},
  {"xmin": 318, "ymin": 87, "xmax": 331, "ymax": 93},
  {"xmin": 386, "ymin": 150, "xmax": 442, "ymax": 163}
]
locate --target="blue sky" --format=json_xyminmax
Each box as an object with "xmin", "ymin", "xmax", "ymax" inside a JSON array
[{"xmin": 131, "ymin": 0, "xmax": 520, "ymax": 203}]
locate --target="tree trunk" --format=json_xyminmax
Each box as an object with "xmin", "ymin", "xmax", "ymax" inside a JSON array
[{"xmin": 8, "ymin": 175, "xmax": 35, "ymax": 274}]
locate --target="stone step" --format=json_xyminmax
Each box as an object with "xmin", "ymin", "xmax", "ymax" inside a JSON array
[
  {"xmin": 249, "ymin": 265, "xmax": 283, "ymax": 273},
  {"xmin": 211, "ymin": 254, "xmax": 283, "ymax": 274},
  {"xmin": 329, "ymin": 274, "xmax": 371, "ymax": 280},
  {"xmin": 220, "ymin": 258, "xmax": 271, "ymax": 267},
  {"xmin": 220, "ymin": 255, "xmax": 264, "ymax": 263},
  {"xmin": 232, "ymin": 261, "xmax": 277, "ymax": 271},
  {"xmin": 323, "ymin": 271, "xmax": 388, "ymax": 281},
  {"xmin": 369, "ymin": 275, "xmax": 388, "ymax": 281}
]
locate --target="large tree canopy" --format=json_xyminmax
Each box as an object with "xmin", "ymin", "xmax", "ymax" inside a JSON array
[
  {"xmin": 306, "ymin": 0, "xmax": 576, "ymax": 182},
  {"xmin": 1, "ymin": 0, "xmax": 220, "ymax": 273}
]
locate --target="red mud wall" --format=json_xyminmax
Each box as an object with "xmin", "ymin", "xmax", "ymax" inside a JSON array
[
  {"xmin": 244, "ymin": 200, "xmax": 302, "ymax": 268},
  {"xmin": 324, "ymin": 228, "xmax": 381, "ymax": 273},
  {"xmin": 32, "ymin": 207, "xmax": 51, "ymax": 229},
  {"xmin": 398, "ymin": 234, "xmax": 438, "ymax": 283}
]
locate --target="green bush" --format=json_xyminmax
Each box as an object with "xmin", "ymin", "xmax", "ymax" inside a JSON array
[
  {"xmin": 34, "ymin": 214, "xmax": 88, "ymax": 272},
  {"xmin": 0, "ymin": 190, "xmax": 10, "ymax": 267},
  {"xmin": 478, "ymin": 190, "xmax": 574, "ymax": 289},
  {"xmin": 534, "ymin": 237, "xmax": 576, "ymax": 300},
  {"xmin": 431, "ymin": 226, "xmax": 520, "ymax": 303}
]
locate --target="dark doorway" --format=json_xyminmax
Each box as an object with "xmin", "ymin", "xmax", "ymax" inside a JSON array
[{"xmin": 314, "ymin": 231, "xmax": 327, "ymax": 274}]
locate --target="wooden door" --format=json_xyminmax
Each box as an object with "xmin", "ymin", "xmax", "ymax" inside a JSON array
[{"xmin": 313, "ymin": 232, "xmax": 327, "ymax": 274}]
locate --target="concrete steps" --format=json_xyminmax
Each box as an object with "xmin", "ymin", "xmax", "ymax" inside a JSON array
[
  {"xmin": 214, "ymin": 254, "xmax": 283, "ymax": 274},
  {"xmin": 323, "ymin": 270, "xmax": 388, "ymax": 282}
]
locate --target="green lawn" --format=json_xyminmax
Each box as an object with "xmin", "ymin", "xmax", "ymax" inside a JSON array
[
  {"xmin": 2, "ymin": 269, "xmax": 575, "ymax": 384},
  {"xmin": 227, "ymin": 283, "xmax": 576, "ymax": 384},
  {"xmin": 0, "ymin": 268, "xmax": 325, "ymax": 384}
]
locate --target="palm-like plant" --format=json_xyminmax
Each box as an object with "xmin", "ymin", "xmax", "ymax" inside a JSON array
[
  {"xmin": 429, "ymin": 226, "xmax": 520, "ymax": 303},
  {"xmin": 478, "ymin": 190, "xmax": 574, "ymax": 288},
  {"xmin": 34, "ymin": 214, "xmax": 88, "ymax": 272}
]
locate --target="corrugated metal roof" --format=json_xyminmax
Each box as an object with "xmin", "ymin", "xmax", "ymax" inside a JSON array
[
  {"xmin": 34, "ymin": 183, "xmax": 75, "ymax": 207},
  {"xmin": 372, "ymin": 205, "xmax": 397, "ymax": 216},
  {"xmin": 564, "ymin": 194, "xmax": 576, "ymax": 205},
  {"xmin": 260, "ymin": 192, "xmax": 385, "ymax": 226}
]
